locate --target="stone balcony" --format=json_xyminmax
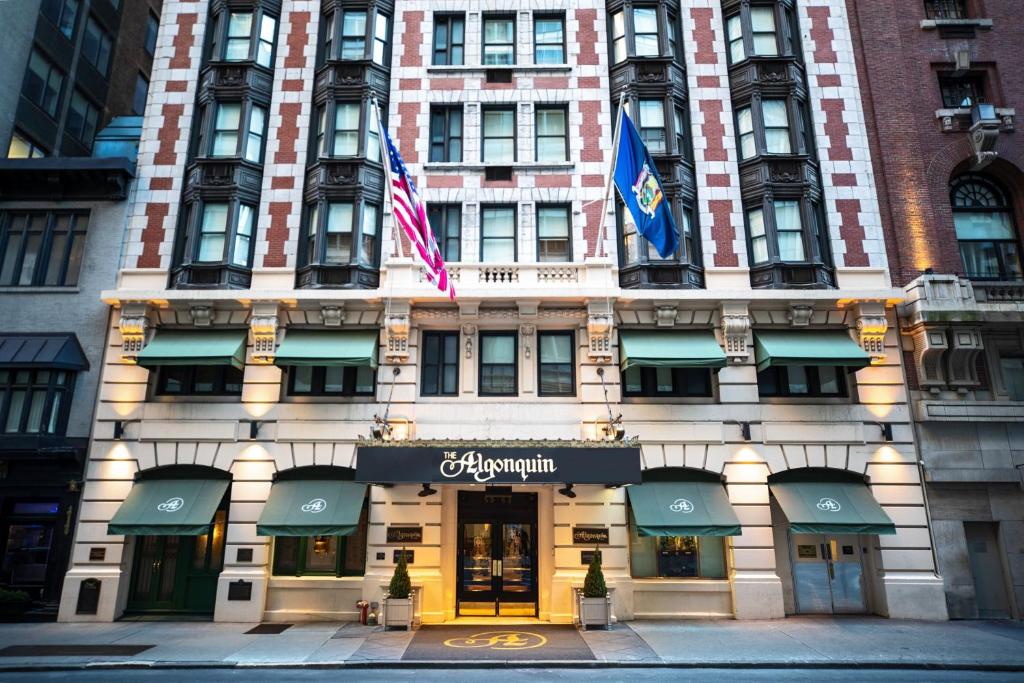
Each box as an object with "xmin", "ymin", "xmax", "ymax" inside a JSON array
[{"xmin": 902, "ymin": 273, "xmax": 1024, "ymax": 326}]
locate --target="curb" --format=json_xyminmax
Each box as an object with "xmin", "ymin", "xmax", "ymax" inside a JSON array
[{"xmin": 1, "ymin": 660, "xmax": 1024, "ymax": 673}]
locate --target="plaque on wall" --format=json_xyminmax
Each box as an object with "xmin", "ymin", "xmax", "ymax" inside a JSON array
[
  {"xmin": 89, "ymin": 547, "xmax": 106, "ymax": 561},
  {"xmin": 797, "ymin": 545, "xmax": 818, "ymax": 559},
  {"xmin": 228, "ymin": 580, "xmax": 252, "ymax": 601},
  {"xmin": 580, "ymin": 550, "xmax": 602, "ymax": 566},
  {"xmin": 393, "ymin": 549, "xmax": 414, "ymax": 564},
  {"xmin": 572, "ymin": 527, "xmax": 609, "ymax": 545},
  {"xmin": 75, "ymin": 578, "xmax": 101, "ymax": 615},
  {"xmin": 386, "ymin": 526, "xmax": 424, "ymax": 544},
  {"xmin": 236, "ymin": 548, "xmax": 254, "ymax": 563}
]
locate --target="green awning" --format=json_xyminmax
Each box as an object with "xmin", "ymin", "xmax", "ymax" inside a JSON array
[
  {"xmin": 753, "ymin": 330, "xmax": 871, "ymax": 373},
  {"xmin": 108, "ymin": 478, "xmax": 229, "ymax": 536},
  {"xmin": 274, "ymin": 330, "xmax": 378, "ymax": 368},
  {"xmin": 257, "ymin": 480, "xmax": 367, "ymax": 536},
  {"xmin": 136, "ymin": 330, "xmax": 247, "ymax": 370},
  {"xmin": 627, "ymin": 481, "xmax": 741, "ymax": 536},
  {"xmin": 770, "ymin": 480, "xmax": 896, "ymax": 535},
  {"xmin": 619, "ymin": 330, "xmax": 727, "ymax": 371}
]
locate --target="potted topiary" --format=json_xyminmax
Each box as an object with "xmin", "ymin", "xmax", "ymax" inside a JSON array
[
  {"xmin": 0, "ymin": 588, "xmax": 32, "ymax": 620},
  {"xmin": 578, "ymin": 549, "xmax": 610, "ymax": 630},
  {"xmin": 384, "ymin": 549, "xmax": 413, "ymax": 630}
]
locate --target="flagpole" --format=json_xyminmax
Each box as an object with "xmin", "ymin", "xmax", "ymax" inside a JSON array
[
  {"xmin": 593, "ymin": 92, "xmax": 627, "ymax": 258},
  {"xmin": 371, "ymin": 94, "xmax": 405, "ymax": 260}
]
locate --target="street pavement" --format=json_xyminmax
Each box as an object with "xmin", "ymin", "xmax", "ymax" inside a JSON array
[{"xmin": 0, "ymin": 618, "xmax": 1022, "ymax": 672}]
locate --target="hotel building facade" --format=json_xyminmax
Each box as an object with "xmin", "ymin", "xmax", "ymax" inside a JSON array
[{"xmin": 57, "ymin": 0, "xmax": 950, "ymax": 624}]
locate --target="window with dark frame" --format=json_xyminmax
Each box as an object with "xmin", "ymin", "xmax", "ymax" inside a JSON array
[
  {"xmin": 132, "ymin": 74, "xmax": 149, "ymax": 116},
  {"xmin": 538, "ymin": 331, "xmax": 575, "ymax": 397},
  {"xmin": 0, "ymin": 211, "xmax": 88, "ymax": 287},
  {"xmin": 427, "ymin": 204, "xmax": 461, "ymax": 262},
  {"xmin": 333, "ymin": 102, "xmax": 361, "ymax": 156},
  {"xmin": 479, "ymin": 332, "xmax": 517, "ymax": 396},
  {"xmin": 372, "ymin": 12, "xmax": 390, "ymax": 65},
  {"xmin": 0, "ymin": 369, "xmax": 75, "ymax": 435},
  {"xmin": 272, "ymin": 501, "xmax": 368, "ymax": 576},
  {"xmin": 429, "ymin": 106, "xmax": 463, "ymax": 162},
  {"xmin": 340, "ymin": 10, "xmax": 367, "ymax": 59},
  {"xmin": 939, "ymin": 73, "xmax": 986, "ymax": 108},
  {"xmin": 537, "ymin": 205, "xmax": 571, "ymax": 262},
  {"xmin": 632, "ymin": 7, "xmax": 660, "ymax": 56},
  {"xmin": 535, "ymin": 106, "xmax": 568, "ymax": 162},
  {"xmin": 482, "ymin": 107, "xmax": 515, "ymax": 163},
  {"xmin": 629, "ymin": 508, "xmax": 727, "ymax": 578},
  {"xmin": 619, "ymin": 197, "xmax": 686, "ymax": 264},
  {"xmin": 433, "ymin": 14, "xmax": 465, "ymax": 65},
  {"xmin": 746, "ymin": 200, "xmax": 805, "ymax": 264},
  {"xmin": 421, "ymin": 331, "xmax": 460, "ymax": 397},
  {"xmin": 925, "ymin": 0, "xmax": 968, "ymax": 20},
  {"xmin": 189, "ymin": 202, "xmax": 255, "ymax": 267},
  {"xmin": 286, "ymin": 366, "xmax": 375, "ymax": 396},
  {"xmin": 756, "ymin": 365, "xmax": 848, "ymax": 397},
  {"xmin": 23, "ymin": 50, "xmax": 64, "ymax": 118},
  {"xmin": 155, "ymin": 365, "xmax": 244, "ymax": 396},
  {"xmin": 66, "ymin": 90, "xmax": 100, "ymax": 149},
  {"xmin": 82, "ymin": 15, "xmax": 113, "ymax": 75},
  {"xmin": 534, "ymin": 13, "xmax": 565, "ymax": 64},
  {"xmin": 999, "ymin": 357, "xmax": 1024, "ymax": 400},
  {"xmin": 638, "ymin": 99, "xmax": 667, "ymax": 154},
  {"xmin": 302, "ymin": 201, "xmax": 381, "ymax": 268},
  {"xmin": 221, "ymin": 11, "xmax": 278, "ymax": 67},
  {"xmin": 950, "ymin": 175, "xmax": 1023, "ymax": 280},
  {"xmin": 480, "ymin": 206, "xmax": 516, "ymax": 262},
  {"xmin": 41, "ymin": 0, "xmax": 79, "ymax": 40},
  {"xmin": 611, "ymin": 10, "xmax": 626, "ymax": 63},
  {"xmin": 144, "ymin": 11, "xmax": 159, "ymax": 55},
  {"xmin": 483, "ymin": 15, "xmax": 515, "ymax": 65},
  {"xmin": 6, "ymin": 131, "xmax": 47, "ymax": 159},
  {"xmin": 622, "ymin": 366, "xmax": 713, "ymax": 397}
]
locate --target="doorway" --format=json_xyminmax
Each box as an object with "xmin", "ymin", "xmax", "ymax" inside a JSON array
[
  {"xmin": 964, "ymin": 522, "xmax": 1012, "ymax": 619},
  {"xmin": 791, "ymin": 533, "xmax": 867, "ymax": 614},
  {"xmin": 457, "ymin": 490, "xmax": 537, "ymax": 617},
  {"xmin": 126, "ymin": 509, "xmax": 227, "ymax": 615}
]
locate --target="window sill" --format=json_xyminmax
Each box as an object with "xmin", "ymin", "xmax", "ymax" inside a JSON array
[
  {"xmin": 426, "ymin": 64, "xmax": 572, "ymax": 74},
  {"xmin": 0, "ymin": 286, "xmax": 80, "ymax": 294},
  {"xmin": 423, "ymin": 161, "xmax": 574, "ymax": 172},
  {"xmin": 757, "ymin": 396, "xmax": 852, "ymax": 404},
  {"xmin": 630, "ymin": 578, "xmax": 731, "ymax": 591},
  {"xmin": 268, "ymin": 576, "xmax": 365, "ymax": 589},
  {"xmin": 920, "ymin": 18, "xmax": 992, "ymax": 30}
]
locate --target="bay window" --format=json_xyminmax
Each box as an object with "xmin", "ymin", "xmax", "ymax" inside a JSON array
[
  {"xmin": 725, "ymin": 4, "xmax": 794, "ymax": 64},
  {"xmin": 736, "ymin": 99, "xmax": 804, "ymax": 160},
  {"xmin": 322, "ymin": 8, "xmax": 391, "ymax": 65},
  {"xmin": 746, "ymin": 199, "xmax": 813, "ymax": 265},
  {"xmin": 312, "ymin": 101, "xmax": 380, "ymax": 160},
  {"xmin": 609, "ymin": 6, "xmax": 671, "ymax": 62},
  {"xmin": 483, "ymin": 15, "xmax": 515, "ymax": 65},
  {"xmin": 620, "ymin": 200, "xmax": 695, "ymax": 265},
  {"xmin": 951, "ymin": 176, "xmax": 1023, "ymax": 280},
  {"xmin": 192, "ymin": 202, "xmax": 255, "ymax": 267},
  {"xmin": 220, "ymin": 11, "xmax": 277, "ymax": 68},
  {"xmin": 303, "ymin": 200, "xmax": 381, "ymax": 269},
  {"xmin": 481, "ymin": 206, "xmax": 516, "ymax": 262},
  {"xmin": 208, "ymin": 101, "xmax": 268, "ymax": 161}
]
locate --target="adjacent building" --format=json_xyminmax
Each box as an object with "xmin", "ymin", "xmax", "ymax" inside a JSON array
[
  {"xmin": 57, "ymin": 0, "xmax": 949, "ymax": 624},
  {"xmin": 849, "ymin": 0, "xmax": 1024, "ymax": 619}
]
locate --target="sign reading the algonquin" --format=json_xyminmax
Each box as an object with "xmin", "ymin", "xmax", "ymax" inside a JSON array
[{"xmin": 356, "ymin": 445, "xmax": 643, "ymax": 485}]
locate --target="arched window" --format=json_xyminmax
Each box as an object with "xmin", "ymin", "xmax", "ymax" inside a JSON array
[{"xmin": 951, "ymin": 176, "xmax": 1023, "ymax": 280}]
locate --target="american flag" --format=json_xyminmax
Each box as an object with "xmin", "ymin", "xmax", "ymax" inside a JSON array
[{"xmin": 379, "ymin": 123, "xmax": 456, "ymax": 300}]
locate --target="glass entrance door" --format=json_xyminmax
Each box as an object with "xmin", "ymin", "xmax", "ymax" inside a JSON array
[
  {"xmin": 791, "ymin": 533, "xmax": 867, "ymax": 614},
  {"xmin": 457, "ymin": 491, "xmax": 537, "ymax": 616}
]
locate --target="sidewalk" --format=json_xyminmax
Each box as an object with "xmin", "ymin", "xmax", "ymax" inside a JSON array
[{"xmin": 0, "ymin": 618, "xmax": 1023, "ymax": 671}]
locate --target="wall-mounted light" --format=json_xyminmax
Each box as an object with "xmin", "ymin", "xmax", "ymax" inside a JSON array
[
  {"xmin": 877, "ymin": 422, "xmax": 893, "ymax": 443},
  {"xmin": 418, "ymin": 483, "xmax": 437, "ymax": 498},
  {"xmin": 113, "ymin": 420, "xmax": 126, "ymax": 441},
  {"xmin": 740, "ymin": 422, "xmax": 752, "ymax": 442},
  {"xmin": 248, "ymin": 420, "xmax": 264, "ymax": 441},
  {"xmin": 558, "ymin": 483, "xmax": 576, "ymax": 499}
]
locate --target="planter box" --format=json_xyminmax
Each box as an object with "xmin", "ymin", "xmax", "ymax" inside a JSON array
[
  {"xmin": 383, "ymin": 596, "xmax": 413, "ymax": 631},
  {"xmin": 579, "ymin": 595, "xmax": 611, "ymax": 630}
]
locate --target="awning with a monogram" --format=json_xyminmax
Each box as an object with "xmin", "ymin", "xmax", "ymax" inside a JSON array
[
  {"xmin": 769, "ymin": 480, "xmax": 896, "ymax": 535},
  {"xmin": 108, "ymin": 478, "xmax": 229, "ymax": 536},
  {"xmin": 627, "ymin": 481, "xmax": 741, "ymax": 537},
  {"xmin": 257, "ymin": 479, "xmax": 367, "ymax": 536}
]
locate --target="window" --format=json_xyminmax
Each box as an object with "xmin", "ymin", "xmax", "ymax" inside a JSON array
[
  {"xmin": 737, "ymin": 105, "xmax": 755, "ymax": 160},
  {"xmin": 726, "ymin": 14, "xmax": 744, "ymax": 63},
  {"xmin": 538, "ymin": 331, "xmax": 574, "ymax": 396},
  {"xmin": 673, "ymin": 106, "xmax": 687, "ymax": 156},
  {"xmin": 747, "ymin": 201, "xmax": 805, "ymax": 264},
  {"xmin": 667, "ymin": 13, "xmax": 680, "ymax": 61},
  {"xmin": 479, "ymin": 332, "xmax": 517, "ymax": 396},
  {"xmin": 481, "ymin": 206, "xmax": 516, "ymax": 262},
  {"xmin": 333, "ymin": 102, "xmax": 360, "ymax": 156},
  {"xmin": 748, "ymin": 206, "xmax": 769, "ymax": 264},
  {"xmin": 951, "ymin": 176, "xmax": 1023, "ymax": 280},
  {"xmin": 482, "ymin": 107, "xmax": 515, "ymax": 163},
  {"xmin": 372, "ymin": 13, "xmax": 390, "ymax": 65},
  {"xmin": 82, "ymin": 16, "xmax": 113, "ymax": 75},
  {"xmin": 622, "ymin": 367, "xmax": 712, "ymax": 397},
  {"xmin": 633, "ymin": 7, "xmax": 659, "ymax": 56},
  {"xmin": 427, "ymin": 204, "xmax": 461, "ymax": 262},
  {"xmin": 6, "ymin": 131, "xmax": 46, "ymax": 159},
  {"xmin": 432, "ymin": 14, "xmax": 465, "ymax": 66},
  {"xmin": 762, "ymin": 100, "xmax": 791, "ymax": 154},
  {"xmin": 155, "ymin": 365, "xmax": 244, "ymax": 396},
  {"xmin": 535, "ymin": 106, "xmax": 567, "ymax": 162},
  {"xmin": 0, "ymin": 211, "xmax": 87, "ymax": 287},
  {"xmin": 325, "ymin": 203, "xmax": 354, "ymax": 264},
  {"xmin": 629, "ymin": 510, "xmax": 727, "ymax": 578},
  {"xmin": 341, "ymin": 11, "xmax": 367, "ymax": 59},
  {"xmin": 483, "ymin": 15, "xmax": 515, "ymax": 65},
  {"xmin": 0, "ymin": 369, "xmax": 74, "ymax": 435},
  {"xmin": 132, "ymin": 74, "xmax": 149, "ymax": 116},
  {"xmin": 429, "ymin": 106, "xmax": 463, "ymax": 162},
  {"xmin": 42, "ymin": 0, "xmax": 79, "ymax": 39},
  {"xmin": 245, "ymin": 105, "xmax": 267, "ymax": 162},
  {"xmin": 638, "ymin": 99, "xmax": 667, "ymax": 154},
  {"xmin": 537, "ymin": 205, "xmax": 571, "ymax": 262},
  {"xmin": 757, "ymin": 365, "xmax": 848, "ymax": 397},
  {"xmin": 1000, "ymin": 358, "xmax": 1024, "ymax": 400},
  {"xmin": 620, "ymin": 199, "xmax": 684, "ymax": 264},
  {"xmin": 304, "ymin": 201, "xmax": 380, "ymax": 268},
  {"xmin": 534, "ymin": 14, "xmax": 565, "ymax": 64},
  {"xmin": 256, "ymin": 14, "xmax": 278, "ymax": 68},
  {"xmin": 145, "ymin": 11, "xmax": 159, "ymax": 55},
  {"xmin": 193, "ymin": 202, "xmax": 255, "ymax": 267},
  {"xmin": 287, "ymin": 366, "xmax": 374, "ymax": 396},
  {"xmin": 23, "ymin": 50, "xmax": 64, "ymax": 118},
  {"xmin": 611, "ymin": 11, "xmax": 626, "ymax": 63},
  {"xmin": 66, "ymin": 90, "xmax": 99, "ymax": 148},
  {"xmin": 421, "ymin": 331, "xmax": 460, "ymax": 396},
  {"xmin": 925, "ymin": 0, "xmax": 968, "ymax": 20},
  {"xmin": 939, "ymin": 74, "xmax": 985, "ymax": 108},
  {"xmin": 272, "ymin": 502, "xmax": 368, "ymax": 576},
  {"xmin": 750, "ymin": 6, "xmax": 779, "ymax": 56},
  {"xmin": 212, "ymin": 102, "xmax": 241, "ymax": 156},
  {"xmin": 224, "ymin": 12, "xmax": 253, "ymax": 60}
]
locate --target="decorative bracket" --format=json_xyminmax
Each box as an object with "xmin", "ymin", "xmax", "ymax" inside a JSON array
[
  {"xmin": 969, "ymin": 116, "xmax": 1002, "ymax": 171},
  {"xmin": 655, "ymin": 305, "xmax": 677, "ymax": 328},
  {"xmin": 461, "ymin": 324, "xmax": 477, "ymax": 359},
  {"xmin": 909, "ymin": 325, "xmax": 949, "ymax": 393},
  {"xmin": 119, "ymin": 302, "xmax": 150, "ymax": 363},
  {"xmin": 586, "ymin": 301, "xmax": 613, "ymax": 363},
  {"xmin": 787, "ymin": 304, "xmax": 814, "ymax": 327},
  {"xmin": 250, "ymin": 303, "xmax": 279, "ymax": 365},
  {"xmin": 385, "ymin": 304, "xmax": 411, "ymax": 362},
  {"xmin": 853, "ymin": 302, "xmax": 888, "ymax": 364},
  {"xmin": 189, "ymin": 303, "xmax": 213, "ymax": 327},
  {"xmin": 519, "ymin": 324, "xmax": 536, "ymax": 359},
  {"xmin": 720, "ymin": 302, "xmax": 750, "ymax": 363},
  {"xmin": 946, "ymin": 327, "xmax": 984, "ymax": 393},
  {"xmin": 320, "ymin": 304, "xmax": 344, "ymax": 327}
]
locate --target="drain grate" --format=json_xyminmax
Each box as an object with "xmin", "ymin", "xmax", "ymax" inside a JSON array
[
  {"xmin": 245, "ymin": 623, "xmax": 293, "ymax": 635},
  {"xmin": 0, "ymin": 645, "xmax": 154, "ymax": 657}
]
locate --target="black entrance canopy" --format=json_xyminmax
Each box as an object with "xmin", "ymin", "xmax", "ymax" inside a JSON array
[{"xmin": 356, "ymin": 442, "xmax": 642, "ymax": 485}]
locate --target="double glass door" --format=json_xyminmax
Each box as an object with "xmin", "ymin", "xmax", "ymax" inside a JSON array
[
  {"xmin": 457, "ymin": 491, "xmax": 537, "ymax": 616},
  {"xmin": 791, "ymin": 533, "xmax": 866, "ymax": 614}
]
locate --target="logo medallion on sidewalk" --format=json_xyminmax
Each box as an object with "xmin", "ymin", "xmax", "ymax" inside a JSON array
[{"xmin": 443, "ymin": 631, "xmax": 547, "ymax": 650}]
